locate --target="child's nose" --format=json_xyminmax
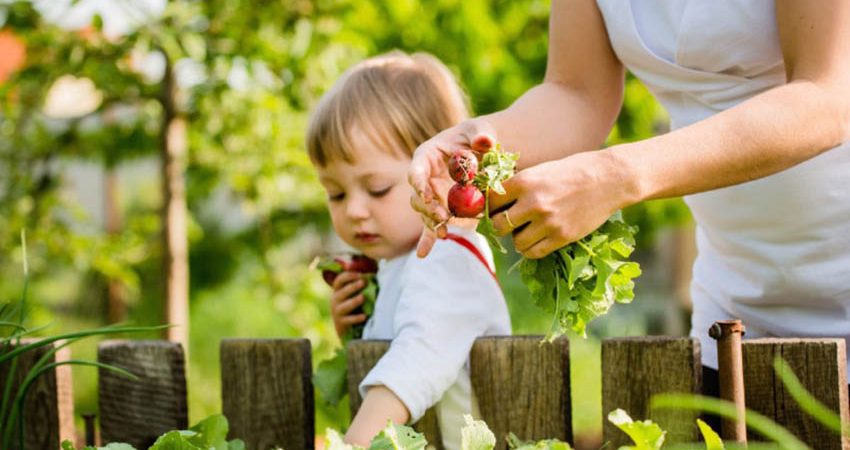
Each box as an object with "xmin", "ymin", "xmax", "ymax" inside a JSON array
[{"xmin": 345, "ymin": 195, "xmax": 370, "ymax": 220}]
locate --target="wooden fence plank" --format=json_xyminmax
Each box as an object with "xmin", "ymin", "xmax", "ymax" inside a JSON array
[
  {"xmin": 743, "ymin": 338, "xmax": 849, "ymax": 450},
  {"xmin": 602, "ymin": 336, "xmax": 701, "ymax": 446},
  {"xmin": 347, "ymin": 340, "xmax": 443, "ymax": 449},
  {"xmin": 221, "ymin": 338, "xmax": 313, "ymax": 450},
  {"xmin": 470, "ymin": 336, "xmax": 571, "ymax": 450},
  {"xmin": 98, "ymin": 340, "xmax": 187, "ymax": 449},
  {"xmin": 0, "ymin": 340, "xmax": 76, "ymax": 449}
]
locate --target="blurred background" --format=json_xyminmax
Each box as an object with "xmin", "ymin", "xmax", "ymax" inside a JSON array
[{"xmin": 0, "ymin": 0, "xmax": 696, "ymax": 447}]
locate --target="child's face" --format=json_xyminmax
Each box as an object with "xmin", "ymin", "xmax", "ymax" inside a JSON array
[{"xmin": 316, "ymin": 128, "xmax": 424, "ymax": 260}]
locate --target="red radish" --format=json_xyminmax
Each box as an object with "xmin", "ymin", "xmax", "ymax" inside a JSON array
[
  {"xmin": 320, "ymin": 254, "xmax": 378, "ymax": 286},
  {"xmin": 346, "ymin": 254, "xmax": 378, "ymax": 274},
  {"xmin": 448, "ymin": 183, "xmax": 485, "ymax": 218},
  {"xmin": 448, "ymin": 150, "xmax": 478, "ymax": 184}
]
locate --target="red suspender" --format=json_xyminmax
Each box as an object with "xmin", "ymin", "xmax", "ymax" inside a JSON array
[{"xmin": 444, "ymin": 233, "xmax": 498, "ymax": 283}]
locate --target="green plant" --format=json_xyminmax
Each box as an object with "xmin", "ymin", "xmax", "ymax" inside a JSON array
[
  {"xmin": 1, "ymin": 231, "xmax": 166, "ymax": 449},
  {"xmin": 60, "ymin": 414, "xmax": 245, "ymax": 450},
  {"xmin": 474, "ymin": 146, "xmax": 642, "ymax": 338}
]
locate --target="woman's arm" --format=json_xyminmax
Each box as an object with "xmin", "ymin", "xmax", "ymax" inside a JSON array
[
  {"xmin": 487, "ymin": 0, "xmax": 850, "ymax": 259},
  {"xmin": 616, "ymin": 0, "xmax": 850, "ymax": 201},
  {"xmin": 483, "ymin": 0, "xmax": 625, "ymax": 169},
  {"xmin": 409, "ymin": 0, "xmax": 624, "ymax": 256},
  {"xmin": 344, "ymin": 386, "xmax": 410, "ymax": 446}
]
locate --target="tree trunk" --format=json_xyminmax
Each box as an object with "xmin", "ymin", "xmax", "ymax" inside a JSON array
[
  {"xmin": 160, "ymin": 56, "xmax": 189, "ymax": 350},
  {"xmin": 103, "ymin": 166, "xmax": 126, "ymax": 323}
]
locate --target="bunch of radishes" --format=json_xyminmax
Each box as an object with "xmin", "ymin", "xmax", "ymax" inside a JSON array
[{"xmin": 447, "ymin": 150, "xmax": 486, "ymax": 218}]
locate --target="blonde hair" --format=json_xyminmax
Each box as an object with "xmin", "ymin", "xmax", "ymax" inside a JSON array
[{"xmin": 306, "ymin": 51, "xmax": 470, "ymax": 166}]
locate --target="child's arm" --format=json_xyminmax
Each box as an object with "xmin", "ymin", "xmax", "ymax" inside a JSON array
[{"xmin": 344, "ymin": 385, "xmax": 410, "ymax": 446}]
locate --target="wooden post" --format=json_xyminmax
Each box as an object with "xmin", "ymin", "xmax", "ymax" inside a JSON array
[
  {"xmin": 470, "ymin": 336, "xmax": 571, "ymax": 450},
  {"xmin": 347, "ymin": 340, "xmax": 443, "ymax": 449},
  {"xmin": 743, "ymin": 338, "xmax": 849, "ymax": 450},
  {"xmin": 221, "ymin": 338, "xmax": 313, "ymax": 450},
  {"xmin": 602, "ymin": 336, "xmax": 701, "ymax": 446},
  {"xmin": 0, "ymin": 341, "xmax": 76, "ymax": 449},
  {"xmin": 98, "ymin": 340, "xmax": 187, "ymax": 449}
]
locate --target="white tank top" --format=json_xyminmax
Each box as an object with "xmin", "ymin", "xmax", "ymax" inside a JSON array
[{"xmin": 596, "ymin": 0, "xmax": 850, "ymax": 371}]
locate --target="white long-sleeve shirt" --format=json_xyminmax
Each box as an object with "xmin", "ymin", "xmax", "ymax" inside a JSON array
[{"xmin": 359, "ymin": 225, "xmax": 511, "ymax": 450}]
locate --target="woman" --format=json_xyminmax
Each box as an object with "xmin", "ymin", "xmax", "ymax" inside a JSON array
[{"xmin": 408, "ymin": 0, "xmax": 850, "ymax": 376}]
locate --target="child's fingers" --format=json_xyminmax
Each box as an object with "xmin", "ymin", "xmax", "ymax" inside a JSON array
[
  {"xmin": 331, "ymin": 271, "xmax": 361, "ymax": 292},
  {"xmin": 339, "ymin": 314, "xmax": 367, "ymax": 326},
  {"xmin": 331, "ymin": 279, "xmax": 365, "ymax": 306},
  {"xmin": 333, "ymin": 294, "xmax": 365, "ymax": 317}
]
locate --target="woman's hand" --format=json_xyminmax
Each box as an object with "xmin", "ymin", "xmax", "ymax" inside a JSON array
[
  {"xmin": 488, "ymin": 149, "xmax": 635, "ymax": 259},
  {"xmin": 408, "ymin": 119, "xmax": 498, "ymax": 258},
  {"xmin": 329, "ymin": 271, "xmax": 367, "ymax": 338}
]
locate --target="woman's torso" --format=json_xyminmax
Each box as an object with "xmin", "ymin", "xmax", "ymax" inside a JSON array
[{"xmin": 596, "ymin": 0, "xmax": 850, "ymax": 368}]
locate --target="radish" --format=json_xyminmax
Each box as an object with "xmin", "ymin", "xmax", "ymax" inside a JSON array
[
  {"xmin": 319, "ymin": 254, "xmax": 378, "ymax": 286},
  {"xmin": 448, "ymin": 183, "xmax": 485, "ymax": 218},
  {"xmin": 448, "ymin": 150, "xmax": 478, "ymax": 184}
]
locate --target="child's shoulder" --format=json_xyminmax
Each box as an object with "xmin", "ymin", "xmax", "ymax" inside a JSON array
[{"xmin": 396, "ymin": 225, "xmax": 495, "ymax": 286}]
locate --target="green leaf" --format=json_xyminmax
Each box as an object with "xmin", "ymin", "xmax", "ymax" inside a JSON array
[
  {"xmin": 326, "ymin": 429, "xmax": 365, "ymax": 450},
  {"xmin": 505, "ymin": 433, "xmax": 572, "ymax": 450},
  {"xmin": 149, "ymin": 430, "xmax": 204, "ymax": 450},
  {"xmin": 101, "ymin": 445, "xmax": 138, "ymax": 450},
  {"xmin": 187, "ymin": 414, "xmax": 229, "ymax": 448},
  {"xmin": 314, "ymin": 347, "xmax": 349, "ymax": 406},
  {"xmin": 460, "ymin": 415, "xmax": 496, "ymax": 450},
  {"xmin": 696, "ymin": 419, "xmax": 724, "ymax": 450},
  {"xmin": 607, "ymin": 409, "xmax": 665, "ymax": 450},
  {"xmin": 368, "ymin": 422, "xmax": 427, "ymax": 450},
  {"xmin": 472, "ymin": 144, "xmax": 641, "ymax": 338}
]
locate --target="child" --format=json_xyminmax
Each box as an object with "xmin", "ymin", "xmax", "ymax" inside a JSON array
[{"xmin": 306, "ymin": 51, "xmax": 511, "ymax": 450}]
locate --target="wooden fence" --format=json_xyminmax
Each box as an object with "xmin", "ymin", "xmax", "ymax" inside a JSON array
[{"xmin": 2, "ymin": 335, "xmax": 848, "ymax": 450}]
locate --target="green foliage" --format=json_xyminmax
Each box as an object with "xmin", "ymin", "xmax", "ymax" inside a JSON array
[
  {"xmin": 474, "ymin": 147, "xmax": 641, "ymax": 337},
  {"xmin": 772, "ymin": 358, "xmax": 849, "ymax": 437},
  {"xmin": 461, "ymin": 415, "xmax": 497, "ymax": 450},
  {"xmin": 608, "ymin": 409, "xmax": 666, "ymax": 450},
  {"xmin": 1, "ymin": 0, "xmax": 675, "ymax": 438},
  {"xmin": 1, "ymin": 232, "xmax": 165, "ymax": 450},
  {"xmin": 696, "ymin": 419, "xmax": 724, "ymax": 450},
  {"xmin": 326, "ymin": 421, "xmax": 427, "ymax": 450},
  {"xmin": 650, "ymin": 394, "xmax": 809, "ymax": 450},
  {"xmin": 61, "ymin": 414, "xmax": 245, "ymax": 450},
  {"xmin": 507, "ymin": 434, "xmax": 573, "ymax": 450},
  {"xmin": 515, "ymin": 213, "xmax": 641, "ymax": 338}
]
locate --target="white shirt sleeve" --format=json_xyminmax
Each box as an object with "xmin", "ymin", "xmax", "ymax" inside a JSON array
[{"xmin": 358, "ymin": 236, "xmax": 508, "ymax": 422}]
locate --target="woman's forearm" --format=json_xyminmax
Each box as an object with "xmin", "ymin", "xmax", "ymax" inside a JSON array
[
  {"xmin": 482, "ymin": 79, "xmax": 623, "ymax": 170},
  {"xmin": 614, "ymin": 79, "xmax": 850, "ymax": 202}
]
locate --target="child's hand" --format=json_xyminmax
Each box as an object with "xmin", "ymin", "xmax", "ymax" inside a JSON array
[{"xmin": 330, "ymin": 271, "xmax": 368, "ymax": 338}]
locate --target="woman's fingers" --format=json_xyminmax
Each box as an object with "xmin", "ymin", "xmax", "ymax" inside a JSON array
[
  {"xmin": 487, "ymin": 176, "xmax": 521, "ymax": 218},
  {"xmin": 521, "ymin": 237, "xmax": 560, "ymax": 260},
  {"xmin": 512, "ymin": 220, "xmax": 549, "ymax": 254},
  {"xmin": 470, "ymin": 133, "xmax": 495, "ymax": 154}
]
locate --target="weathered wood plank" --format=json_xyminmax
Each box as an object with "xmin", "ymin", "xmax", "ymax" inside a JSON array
[
  {"xmin": 602, "ymin": 336, "xmax": 701, "ymax": 446},
  {"xmin": 0, "ymin": 340, "xmax": 76, "ymax": 449},
  {"xmin": 743, "ymin": 338, "xmax": 849, "ymax": 450},
  {"xmin": 98, "ymin": 340, "xmax": 187, "ymax": 449},
  {"xmin": 221, "ymin": 338, "xmax": 313, "ymax": 450},
  {"xmin": 347, "ymin": 340, "xmax": 443, "ymax": 449},
  {"xmin": 470, "ymin": 336, "xmax": 571, "ymax": 450}
]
